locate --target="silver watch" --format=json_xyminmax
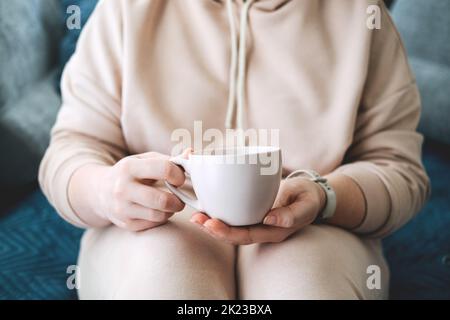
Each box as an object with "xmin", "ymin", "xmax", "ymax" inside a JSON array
[{"xmin": 286, "ymin": 169, "xmax": 336, "ymax": 221}]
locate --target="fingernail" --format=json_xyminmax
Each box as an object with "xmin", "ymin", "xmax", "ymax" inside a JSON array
[{"xmin": 263, "ymin": 216, "xmax": 277, "ymax": 226}]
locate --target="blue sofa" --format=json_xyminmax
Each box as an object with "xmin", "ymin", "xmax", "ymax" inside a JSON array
[{"xmin": 0, "ymin": 0, "xmax": 449, "ymax": 300}]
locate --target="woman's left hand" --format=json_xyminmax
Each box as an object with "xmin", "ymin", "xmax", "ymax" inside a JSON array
[{"xmin": 190, "ymin": 176, "xmax": 327, "ymax": 245}]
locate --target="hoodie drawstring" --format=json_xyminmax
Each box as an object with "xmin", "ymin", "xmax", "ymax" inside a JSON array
[{"xmin": 225, "ymin": 0, "xmax": 254, "ymax": 129}]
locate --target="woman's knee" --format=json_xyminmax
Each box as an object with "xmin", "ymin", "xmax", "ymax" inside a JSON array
[
  {"xmin": 237, "ymin": 225, "xmax": 388, "ymax": 300},
  {"xmin": 78, "ymin": 218, "xmax": 236, "ymax": 299}
]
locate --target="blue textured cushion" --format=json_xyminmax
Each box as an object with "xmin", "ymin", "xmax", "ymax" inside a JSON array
[
  {"xmin": 383, "ymin": 140, "xmax": 450, "ymax": 300},
  {"xmin": 409, "ymin": 57, "xmax": 450, "ymax": 146},
  {"xmin": 392, "ymin": 0, "xmax": 450, "ymax": 66},
  {"xmin": 0, "ymin": 71, "xmax": 61, "ymax": 192},
  {"xmin": 0, "ymin": 0, "xmax": 62, "ymax": 208},
  {"xmin": 391, "ymin": 0, "xmax": 450, "ymax": 145},
  {"xmin": 0, "ymin": 0, "xmax": 61, "ymax": 108},
  {"xmin": 58, "ymin": 0, "xmax": 98, "ymax": 82},
  {"xmin": 0, "ymin": 191, "xmax": 83, "ymax": 300}
]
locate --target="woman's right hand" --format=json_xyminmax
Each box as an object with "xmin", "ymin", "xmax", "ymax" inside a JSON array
[{"xmin": 70, "ymin": 152, "xmax": 187, "ymax": 231}]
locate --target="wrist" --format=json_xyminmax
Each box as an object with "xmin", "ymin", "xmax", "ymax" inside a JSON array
[
  {"xmin": 69, "ymin": 163, "xmax": 112, "ymax": 226},
  {"xmin": 90, "ymin": 164, "xmax": 113, "ymax": 221},
  {"xmin": 286, "ymin": 169, "xmax": 336, "ymax": 223}
]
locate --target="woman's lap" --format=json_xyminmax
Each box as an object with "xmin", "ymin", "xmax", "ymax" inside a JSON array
[
  {"xmin": 77, "ymin": 206, "xmax": 236, "ymax": 299},
  {"xmin": 237, "ymin": 224, "xmax": 389, "ymax": 299},
  {"xmin": 78, "ymin": 207, "xmax": 388, "ymax": 300}
]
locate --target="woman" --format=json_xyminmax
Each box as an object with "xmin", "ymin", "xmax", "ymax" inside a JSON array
[{"xmin": 40, "ymin": 0, "xmax": 430, "ymax": 299}]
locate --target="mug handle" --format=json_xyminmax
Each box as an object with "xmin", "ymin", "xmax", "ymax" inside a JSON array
[{"xmin": 164, "ymin": 156, "xmax": 202, "ymax": 211}]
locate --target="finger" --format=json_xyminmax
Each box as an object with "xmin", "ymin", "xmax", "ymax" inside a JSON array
[
  {"xmin": 263, "ymin": 200, "xmax": 316, "ymax": 228},
  {"xmin": 190, "ymin": 212, "xmax": 210, "ymax": 225},
  {"xmin": 246, "ymin": 225, "xmax": 294, "ymax": 244},
  {"xmin": 202, "ymin": 219, "xmax": 293, "ymax": 245},
  {"xmin": 128, "ymin": 183, "xmax": 185, "ymax": 212},
  {"xmin": 128, "ymin": 157, "xmax": 185, "ymax": 186},
  {"xmin": 128, "ymin": 203, "xmax": 174, "ymax": 222},
  {"xmin": 203, "ymin": 219, "xmax": 250, "ymax": 244}
]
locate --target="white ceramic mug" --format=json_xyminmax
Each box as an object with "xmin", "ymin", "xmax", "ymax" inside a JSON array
[{"xmin": 164, "ymin": 146, "xmax": 282, "ymax": 226}]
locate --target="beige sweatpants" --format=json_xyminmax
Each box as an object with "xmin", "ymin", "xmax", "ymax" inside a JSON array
[{"xmin": 77, "ymin": 206, "xmax": 389, "ymax": 300}]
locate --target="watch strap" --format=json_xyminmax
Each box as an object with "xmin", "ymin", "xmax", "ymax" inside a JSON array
[{"xmin": 286, "ymin": 169, "xmax": 337, "ymax": 221}]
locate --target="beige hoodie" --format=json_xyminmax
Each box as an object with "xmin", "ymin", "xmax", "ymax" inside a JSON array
[{"xmin": 39, "ymin": 0, "xmax": 430, "ymax": 238}]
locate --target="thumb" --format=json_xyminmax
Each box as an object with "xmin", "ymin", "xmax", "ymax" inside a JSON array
[
  {"xmin": 263, "ymin": 200, "xmax": 316, "ymax": 229},
  {"xmin": 263, "ymin": 184, "xmax": 295, "ymax": 228},
  {"xmin": 263, "ymin": 205, "xmax": 296, "ymax": 228}
]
